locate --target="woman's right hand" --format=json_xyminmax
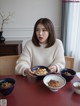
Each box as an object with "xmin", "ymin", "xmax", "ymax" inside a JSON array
[
  {"xmin": 24, "ymin": 68, "xmax": 33, "ymax": 75},
  {"xmin": 24, "ymin": 68, "xmax": 37, "ymax": 82}
]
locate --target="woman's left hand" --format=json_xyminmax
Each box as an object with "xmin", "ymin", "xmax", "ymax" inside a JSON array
[{"xmin": 48, "ymin": 65, "xmax": 57, "ymax": 73}]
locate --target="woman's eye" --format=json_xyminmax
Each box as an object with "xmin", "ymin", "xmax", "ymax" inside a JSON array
[
  {"xmin": 36, "ymin": 29, "xmax": 39, "ymax": 31},
  {"xmin": 36, "ymin": 28, "xmax": 40, "ymax": 32},
  {"xmin": 43, "ymin": 29, "xmax": 46, "ymax": 31},
  {"xmin": 43, "ymin": 29, "xmax": 47, "ymax": 31},
  {"xmin": 36, "ymin": 28, "xmax": 47, "ymax": 32}
]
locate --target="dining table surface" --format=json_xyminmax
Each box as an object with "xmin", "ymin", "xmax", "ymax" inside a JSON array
[{"xmin": 0, "ymin": 73, "xmax": 80, "ymax": 106}]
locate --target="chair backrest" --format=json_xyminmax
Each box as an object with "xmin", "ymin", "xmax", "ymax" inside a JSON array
[
  {"xmin": 0, "ymin": 55, "xmax": 19, "ymax": 75},
  {"xmin": 65, "ymin": 56, "xmax": 74, "ymax": 69},
  {"xmin": 0, "ymin": 55, "xmax": 74, "ymax": 75}
]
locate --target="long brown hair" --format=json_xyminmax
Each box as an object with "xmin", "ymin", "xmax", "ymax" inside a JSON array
[{"xmin": 32, "ymin": 18, "xmax": 56, "ymax": 48}]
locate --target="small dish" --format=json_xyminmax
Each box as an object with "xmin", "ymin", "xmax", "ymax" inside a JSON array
[{"xmin": 72, "ymin": 81, "xmax": 80, "ymax": 94}]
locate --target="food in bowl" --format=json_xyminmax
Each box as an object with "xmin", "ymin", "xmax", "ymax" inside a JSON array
[
  {"xmin": 48, "ymin": 80, "xmax": 61, "ymax": 87},
  {"xmin": 31, "ymin": 66, "xmax": 50, "ymax": 80},
  {"xmin": 76, "ymin": 85, "xmax": 80, "ymax": 89},
  {"xmin": 43, "ymin": 74, "xmax": 66, "ymax": 92},
  {"xmin": 63, "ymin": 72, "xmax": 72, "ymax": 76},
  {"xmin": 1, "ymin": 82, "xmax": 12, "ymax": 89},
  {"xmin": 31, "ymin": 66, "xmax": 49, "ymax": 76},
  {"xmin": 33, "ymin": 68, "xmax": 48, "ymax": 75}
]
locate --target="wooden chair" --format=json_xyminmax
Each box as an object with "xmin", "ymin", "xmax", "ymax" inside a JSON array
[
  {"xmin": 0, "ymin": 55, "xmax": 19, "ymax": 75},
  {"xmin": 0, "ymin": 55, "xmax": 74, "ymax": 75},
  {"xmin": 65, "ymin": 56, "xmax": 74, "ymax": 69}
]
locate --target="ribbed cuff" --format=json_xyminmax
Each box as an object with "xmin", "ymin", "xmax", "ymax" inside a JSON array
[
  {"xmin": 21, "ymin": 68, "xmax": 28, "ymax": 76},
  {"xmin": 54, "ymin": 64, "xmax": 60, "ymax": 73}
]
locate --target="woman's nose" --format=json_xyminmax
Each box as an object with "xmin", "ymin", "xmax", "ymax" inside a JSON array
[{"xmin": 39, "ymin": 31, "xmax": 43, "ymax": 36}]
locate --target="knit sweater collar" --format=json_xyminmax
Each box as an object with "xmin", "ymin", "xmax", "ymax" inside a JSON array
[{"xmin": 39, "ymin": 43, "xmax": 47, "ymax": 48}]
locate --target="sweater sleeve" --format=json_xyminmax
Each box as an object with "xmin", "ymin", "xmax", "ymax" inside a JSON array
[
  {"xmin": 50, "ymin": 39, "xmax": 65, "ymax": 72},
  {"xmin": 15, "ymin": 42, "xmax": 32, "ymax": 76}
]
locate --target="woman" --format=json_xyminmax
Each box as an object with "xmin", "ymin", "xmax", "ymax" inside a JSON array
[{"xmin": 15, "ymin": 18, "xmax": 65, "ymax": 77}]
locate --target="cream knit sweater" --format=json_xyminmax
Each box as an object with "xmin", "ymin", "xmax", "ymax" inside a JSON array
[{"xmin": 15, "ymin": 39, "xmax": 65, "ymax": 76}]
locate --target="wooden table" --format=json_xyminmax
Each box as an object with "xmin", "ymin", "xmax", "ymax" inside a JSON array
[{"xmin": 0, "ymin": 75, "xmax": 80, "ymax": 106}]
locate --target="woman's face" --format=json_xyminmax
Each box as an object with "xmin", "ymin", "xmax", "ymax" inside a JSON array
[{"xmin": 36, "ymin": 24, "xmax": 49, "ymax": 44}]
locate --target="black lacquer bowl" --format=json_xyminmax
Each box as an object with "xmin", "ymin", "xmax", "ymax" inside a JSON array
[
  {"xmin": 61, "ymin": 68, "xmax": 76, "ymax": 82},
  {"xmin": 31, "ymin": 65, "xmax": 50, "ymax": 80},
  {"xmin": 0, "ymin": 78, "xmax": 16, "ymax": 96}
]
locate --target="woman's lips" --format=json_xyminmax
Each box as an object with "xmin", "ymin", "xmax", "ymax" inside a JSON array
[{"xmin": 39, "ymin": 37, "xmax": 43, "ymax": 40}]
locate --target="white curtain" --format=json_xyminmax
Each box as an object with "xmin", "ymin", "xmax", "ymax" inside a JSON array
[{"xmin": 61, "ymin": 1, "xmax": 80, "ymax": 71}]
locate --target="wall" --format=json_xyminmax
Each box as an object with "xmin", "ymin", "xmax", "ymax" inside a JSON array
[{"xmin": 0, "ymin": 0, "xmax": 62, "ymax": 47}]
